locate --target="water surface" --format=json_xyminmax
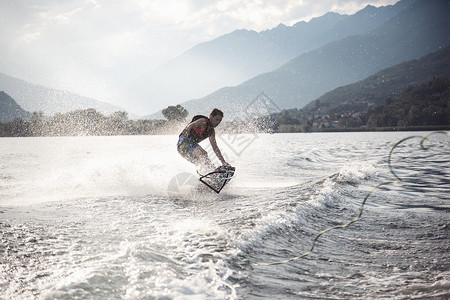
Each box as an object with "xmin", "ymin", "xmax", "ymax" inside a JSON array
[{"xmin": 1, "ymin": 132, "xmax": 448, "ymax": 299}]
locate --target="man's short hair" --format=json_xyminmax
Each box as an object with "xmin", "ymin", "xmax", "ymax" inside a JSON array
[{"xmin": 210, "ymin": 108, "xmax": 224, "ymax": 117}]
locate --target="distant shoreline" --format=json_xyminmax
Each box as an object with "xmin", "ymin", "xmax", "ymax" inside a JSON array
[
  {"xmin": 309, "ymin": 125, "xmax": 450, "ymax": 133},
  {"xmin": 1, "ymin": 125, "xmax": 449, "ymax": 138}
]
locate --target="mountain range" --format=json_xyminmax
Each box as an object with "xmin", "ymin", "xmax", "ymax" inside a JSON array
[
  {"xmin": 131, "ymin": 0, "xmax": 416, "ymax": 114},
  {"xmin": 0, "ymin": 72, "xmax": 126, "ymax": 117},
  {"xmin": 1, "ymin": 0, "xmax": 449, "ymax": 122},
  {"xmin": 168, "ymin": 0, "xmax": 450, "ymax": 120}
]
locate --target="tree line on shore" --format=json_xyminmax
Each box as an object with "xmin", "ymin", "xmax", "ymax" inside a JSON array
[
  {"xmin": 0, "ymin": 109, "xmax": 177, "ymax": 137},
  {"xmin": 0, "ymin": 107, "xmax": 272, "ymax": 137},
  {"xmin": 1, "ymin": 77, "xmax": 449, "ymax": 137}
]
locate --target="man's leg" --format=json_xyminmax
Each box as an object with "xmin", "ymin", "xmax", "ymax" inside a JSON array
[{"xmin": 191, "ymin": 146, "xmax": 215, "ymax": 172}]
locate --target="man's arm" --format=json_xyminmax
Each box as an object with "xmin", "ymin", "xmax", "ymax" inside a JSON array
[{"xmin": 209, "ymin": 131, "xmax": 228, "ymax": 166}]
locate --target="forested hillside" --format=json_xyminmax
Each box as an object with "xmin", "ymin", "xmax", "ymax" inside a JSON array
[
  {"xmin": 271, "ymin": 77, "xmax": 450, "ymax": 132},
  {"xmin": 365, "ymin": 77, "xmax": 449, "ymax": 128}
]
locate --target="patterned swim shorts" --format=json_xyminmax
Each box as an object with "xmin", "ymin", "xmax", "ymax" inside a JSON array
[{"xmin": 177, "ymin": 136, "xmax": 199, "ymax": 156}]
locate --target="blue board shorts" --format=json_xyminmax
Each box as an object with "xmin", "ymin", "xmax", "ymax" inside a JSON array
[{"xmin": 177, "ymin": 136, "xmax": 199, "ymax": 157}]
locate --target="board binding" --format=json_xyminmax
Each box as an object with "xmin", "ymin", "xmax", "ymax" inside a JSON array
[{"xmin": 198, "ymin": 165, "xmax": 235, "ymax": 194}]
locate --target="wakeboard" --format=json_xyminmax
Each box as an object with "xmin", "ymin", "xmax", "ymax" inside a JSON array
[{"xmin": 198, "ymin": 165, "xmax": 235, "ymax": 194}]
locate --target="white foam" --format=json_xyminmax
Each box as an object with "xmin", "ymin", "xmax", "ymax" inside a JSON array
[
  {"xmin": 237, "ymin": 178, "xmax": 340, "ymax": 250},
  {"xmin": 336, "ymin": 161, "xmax": 380, "ymax": 184}
]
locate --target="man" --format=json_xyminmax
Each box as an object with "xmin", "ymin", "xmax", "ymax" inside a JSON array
[{"xmin": 177, "ymin": 108, "xmax": 230, "ymax": 171}]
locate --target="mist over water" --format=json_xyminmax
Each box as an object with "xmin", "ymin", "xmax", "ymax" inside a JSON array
[{"xmin": 1, "ymin": 132, "xmax": 449, "ymax": 299}]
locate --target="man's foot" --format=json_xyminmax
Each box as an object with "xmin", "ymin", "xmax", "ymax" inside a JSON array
[{"xmin": 197, "ymin": 163, "xmax": 215, "ymax": 175}]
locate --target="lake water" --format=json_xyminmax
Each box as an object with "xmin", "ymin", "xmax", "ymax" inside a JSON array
[{"xmin": 1, "ymin": 131, "xmax": 449, "ymax": 299}]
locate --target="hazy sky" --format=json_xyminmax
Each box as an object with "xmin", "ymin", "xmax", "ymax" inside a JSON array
[{"xmin": 0, "ymin": 0, "xmax": 399, "ymax": 105}]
